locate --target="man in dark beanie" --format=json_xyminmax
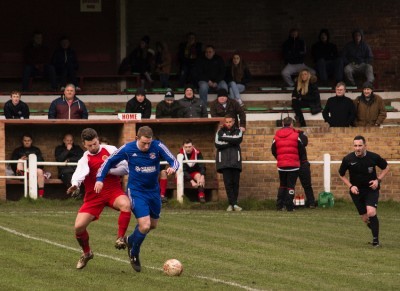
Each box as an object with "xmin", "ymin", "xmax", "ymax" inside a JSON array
[
  {"xmin": 210, "ymin": 88, "xmax": 246, "ymax": 131},
  {"xmin": 125, "ymin": 88, "xmax": 152, "ymax": 118},
  {"xmin": 155, "ymin": 90, "xmax": 180, "ymax": 118},
  {"xmin": 177, "ymin": 85, "xmax": 207, "ymax": 118},
  {"xmin": 353, "ymin": 81, "xmax": 386, "ymax": 126}
]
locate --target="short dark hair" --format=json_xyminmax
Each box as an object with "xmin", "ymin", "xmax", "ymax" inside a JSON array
[
  {"xmin": 282, "ymin": 117, "xmax": 294, "ymax": 127},
  {"xmin": 224, "ymin": 114, "xmax": 235, "ymax": 120},
  {"xmin": 21, "ymin": 132, "xmax": 33, "ymax": 142},
  {"xmin": 354, "ymin": 135, "xmax": 366, "ymax": 144},
  {"xmin": 81, "ymin": 128, "xmax": 98, "ymax": 142},
  {"xmin": 183, "ymin": 138, "xmax": 193, "ymax": 145},
  {"xmin": 137, "ymin": 126, "xmax": 153, "ymax": 139}
]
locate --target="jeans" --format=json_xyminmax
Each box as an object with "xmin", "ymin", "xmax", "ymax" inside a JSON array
[
  {"xmin": 281, "ymin": 64, "xmax": 316, "ymax": 87},
  {"xmin": 22, "ymin": 64, "xmax": 57, "ymax": 91},
  {"xmin": 315, "ymin": 58, "xmax": 343, "ymax": 83},
  {"xmin": 228, "ymin": 81, "xmax": 245, "ymax": 101},
  {"xmin": 159, "ymin": 73, "xmax": 170, "ymax": 88},
  {"xmin": 198, "ymin": 80, "xmax": 228, "ymax": 104},
  {"xmin": 344, "ymin": 63, "xmax": 374, "ymax": 85}
]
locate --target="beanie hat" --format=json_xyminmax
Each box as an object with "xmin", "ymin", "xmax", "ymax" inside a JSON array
[
  {"xmin": 164, "ymin": 90, "xmax": 174, "ymax": 100},
  {"xmin": 184, "ymin": 85, "xmax": 194, "ymax": 94},
  {"xmin": 135, "ymin": 88, "xmax": 146, "ymax": 97},
  {"xmin": 217, "ymin": 88, "xmax": 228, "ymax": 97},
  {"xmin": 362, "ymin": 81, "xmax": 374, "ymax": 90}
]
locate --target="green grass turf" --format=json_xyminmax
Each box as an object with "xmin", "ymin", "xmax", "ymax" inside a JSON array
[{"xmin": 0, "ymin": 199, "xmax": 399, "ymax": 290}]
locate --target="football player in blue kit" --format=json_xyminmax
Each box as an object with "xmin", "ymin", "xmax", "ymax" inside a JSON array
[{"xmin": 95, "ymin": 126, "xmax": 179, "ymax": 272}]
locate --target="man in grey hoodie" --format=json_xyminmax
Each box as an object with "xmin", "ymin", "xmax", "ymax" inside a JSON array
[{"xmin": 342, "ymin": 29, "xmax": 374, "ymax": 86}]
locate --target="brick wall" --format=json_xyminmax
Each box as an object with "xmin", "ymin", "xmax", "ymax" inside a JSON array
[{"xmin": 126, "ymin": 0, "xmax": 400, "ymax": 89}]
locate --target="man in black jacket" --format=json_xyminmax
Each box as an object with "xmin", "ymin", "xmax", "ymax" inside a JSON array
[
  {"xmin": 177, "ymin": 86, "xmax": 207, "ymax": 118},
  {"xmin": 215, "ymin": 115, "xmax": 243, "ymax": 211},
  {"xmin": 322, "ymin": 82, "xmax": 356, "ymax": 127},
  {"xmin": 125, "ymin": 88, "xmax": 152, "ymax": 119},
  {"xmin": 155, "ymin": 90, "xmax": 180, "ymax": 118},
  {"xmin": 3, "ymin": 91, "xmax": 30, "ymax": 119}
]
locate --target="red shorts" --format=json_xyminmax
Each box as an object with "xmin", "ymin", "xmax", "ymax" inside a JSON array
[
  {"xmin": 78, "ymin": 188, "xmax": 127, "ymax": 220},
  {"xmin": 188, "ymin": 171, "xmax": 200, "ymax": 180}
]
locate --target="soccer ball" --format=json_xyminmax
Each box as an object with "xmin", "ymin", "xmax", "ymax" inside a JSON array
[{"xmin": 163, "ymin": 259, "xmax": 183, "ymax": 276}]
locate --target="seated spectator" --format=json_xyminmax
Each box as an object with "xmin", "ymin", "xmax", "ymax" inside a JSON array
[
  {"xmin": 22, "ymin": 31, "xmax": 57, "ymax": 91},
  {"xmin": 342, "ymin": 29, "xmax": 374, "ymax": 86},
  {"xmin": 127, "ymin": 35, "xmax": 154, "ymax": 88},
  {"xmin": 125, "ymin": 88, "xmax": 152, "ymax": 118},
  {"xmin": 178, "ymin": 32, "xmax": 203, "ymax": 87},
  {"xmin": 311, "ymin": 29, "xmax": 342, "ymax": 85},
  {"xmin": 4, "ymin": 91, "xmax": 30, "ymax": 119},
  {"xmin": 225, "ymin": 52, "xmax": 251, "ymax": 107},
  {"xmin": 48, "ymin": 84, "xmax": 88, "ymax": 119},
  {"xmin": 179, "ymin": 139, "xmax": 206, "ymax": 203},
  {"xmin": 177, "ymin": 86, "xmax": 207, "ymax": 118},
  {"xmin": 291, "ymin": 69, "xmax": 322, "ymax": 127},
  {"xmin": 210, "ymin": 88, "xmax": 246, "ymax": 131},
  {"xmin": 154, "ymin": 41, "xmax": 172, "ymax": 88},
  {"xmin": 51, "ymin": 36, "xmax": 80, "ymax": 90},
  {"xmin": 281, "ymin": 28, "xmax": 315, "ymax": 87},
  {"xmin": 11, "ymin": 133, "xmax": 46, "ymax": 198},
  {"xmin": 156, "ymin": 90, "xmax": 180, "ymax": 118},
  {"xmin": 195, "ymin": 45, "xmax": 228, "ymax": 104},
  {"xmin": 353, "ymin": 82, "xmax": 386, "ymax": 127},
  {"xmin": 54, "ymin": 133, "xmax": 84, "ymax": 189},
  {"xmin": 322, "ymin": 82, "xmax": 356, "ymax": 127}
]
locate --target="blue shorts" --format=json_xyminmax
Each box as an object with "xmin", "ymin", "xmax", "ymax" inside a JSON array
[{"xmin": 128, "ymin": 188, "xmax": 161, "ymax": 219}]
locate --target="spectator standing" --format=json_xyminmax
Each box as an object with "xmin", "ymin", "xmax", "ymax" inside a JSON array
[
  {"xmin": 215, "ymin": 115, "xmax": 243, "ymax": 211},
  {"xmin": 128, "ymin": 35, "xmax": 154, "ymax": 88},
  {"xmin": 11, "ymin": 133, "xmax": 46, "ymax": 198},
  {"xmin": 353, "ymin": 82, "xmax": 386, "ymax": 127},
  {"xmin": 322, "ymin": 82, "xmax": 356, "ymax": 127},
  {"xmin": 281, "ymin": 28, "xmax": 315, "ymax": 87},
  {"xmin": 339, "ymin": 135, "xmax": 389, "ymax": 247},
  {"xmin": 125, "ymin": 88, "xmax": 152, "ymax": 119},
  {"xmin": 271, "ymin": 117, "xmax": 305, "ymax": 211},
  {"xmin": 210, "ymin": 88, "xmax": 246, "ymax": 131},
  {"xmin": 66, "ymin": 128, "xmax": 131, "ymax": 269},
  {"xmin": 177, "ymin": 86, "xmax": 207, "ymax": 118},
  {"xmin": 155, "ymin": 90, "xmax": 180, "ymax": 118},
  {"xmin": 179, "ymin": 139, "xmax": 207, "ymax": 203},
  {"xmin": 22, "ymin": 31, "xmax": 57, "ymax": 91},
  {"xmin": 48, "ymin": 84, "xmax": 88, "ymax": 119},
  {"xmin": 311, "ymin": 29, "xmax": 342, "ymax": 85},
  {"xmin": 291, "ymin": 69, "xmax": 322, "ymax": 127},
  {"xmin": 95, "ymin": 126, "xmax": 179, "ymax": 272},
  {"xmin": 178, "ymin": 32, "xmax": 203, "ymax": 87},
  {"xmin": 55, "ymin": 133, "xmax": 84, "ymax": 189},
  {"xmin": 342, "ymin": 29, "xmax": 374, "ymax": 86},
  {"xmin": 51, "ymin": 36, "xmax": 80, "ymax": 90},
  {"xmin": 225, "ymin": 52, "xmax": 251, "ymax": 107},
  {"xmin": 154, "ymin": 41, "xmax": 172, "ymax": 88},
  {"xmin": 4, "ymin": 91, "xmax": 30, "ymax": 119},
  {"xmin": 195, "ymin": 45, "xmax": 228, "ymax": 104}
]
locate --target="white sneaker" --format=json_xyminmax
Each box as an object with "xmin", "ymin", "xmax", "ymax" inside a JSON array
[
  {"xmin": 233, "ymin": 205, "xmax": 242, "ymax": 211},
  {"xmin": 226, "ymin": 205, "xmax": 233, "ymax": 211}
]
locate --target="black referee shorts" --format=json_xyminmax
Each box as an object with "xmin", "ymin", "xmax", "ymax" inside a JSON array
[{"xmin": 350, "ymin": 188, "xmax": 379, "ymax": 215}]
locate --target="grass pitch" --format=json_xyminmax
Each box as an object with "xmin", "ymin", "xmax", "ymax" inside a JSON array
[{"xmin": 0, "ymin": 199, "xmax": 399, "ymax": 290}]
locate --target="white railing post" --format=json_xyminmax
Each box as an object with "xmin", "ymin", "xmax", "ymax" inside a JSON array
[
  {"xmin": 28, "ymin": 154, "xmax": 38, "ymax": 200},
  {"xmin": 23, "ymin": 160, "xmax": 28, "ymax": 198},
  {"xmin": 176, "ymin": 154, "xmax": 184, "ymax": 204},
  {"xmin": 323, "ymin": 153, "xmax": 331, "ymax": 193}
]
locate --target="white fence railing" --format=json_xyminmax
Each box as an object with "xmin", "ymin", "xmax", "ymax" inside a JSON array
[{"xmin": 2, "ymin": 154, "xmax": 399, "ymax": 202}]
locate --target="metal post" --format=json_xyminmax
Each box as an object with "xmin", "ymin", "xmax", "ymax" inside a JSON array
[
  {"xmin": 28, "ymin": 154, "xmax": 38, "ymax": 200},
  {"xmin": 323, "ymin": 153, "xmax": 331, "ymax": 193},
  {"xmin": 176, "ymin": 154, "xmax": 184, "ymax": 204}
]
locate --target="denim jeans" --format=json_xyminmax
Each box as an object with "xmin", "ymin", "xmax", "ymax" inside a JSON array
[
  {"xmin": 281, "ymin": 64, "xmax": 316, "ymax": 87},
  {"xmin": 22, "ymin": 64, "xmax": 57, "ymax": 91},
  {"xmin": 198, "ymin": 80, "xmax": 228, "ymax": 104},
  {"xmin": 344, "ymin": 63, "xmax": 374, "ymax": 85},
  {"xmin": 228, "ymin": 81, "xmax": 245, "ymax": 101}
]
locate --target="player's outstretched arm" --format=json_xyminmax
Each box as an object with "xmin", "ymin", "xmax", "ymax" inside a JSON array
[{"xmin": 94, "ymin": 181, "xmax": 104, "ymax": 193}]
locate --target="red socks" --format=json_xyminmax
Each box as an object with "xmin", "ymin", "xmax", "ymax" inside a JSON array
[
  {"xmin": 76, "ymin": 230, "xmax": 91, "ymax": 254},
  {"xmin": 159, "ymin": 178, "xmax": 167, "ymax": 197},
  {"xmin": 118, "ymin": 211, "xmax": 131, "ymax": 238},
  {"xmin": 38, "ymin": 188, "xmax": 44, "ymax": 197}
]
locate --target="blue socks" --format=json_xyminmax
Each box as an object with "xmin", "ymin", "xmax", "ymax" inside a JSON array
[{"xmin": 128, "ymin": 224, "xmax": 147, "ymax": 256}]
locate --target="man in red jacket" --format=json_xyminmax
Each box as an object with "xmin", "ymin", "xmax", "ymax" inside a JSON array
[{"xmin": 271, "ymin": 117, "xmax": 306, "ymax": 211}]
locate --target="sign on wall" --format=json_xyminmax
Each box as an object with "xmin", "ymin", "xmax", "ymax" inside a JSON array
[{"xmin": 80, "ymin": 0, "xmax": 102, "ymax": 12}]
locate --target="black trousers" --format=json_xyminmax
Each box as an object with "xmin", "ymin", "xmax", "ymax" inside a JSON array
[
  {"xmin": 298, "ymin": 161, "xmax": 315, "ymax": 206},
  {"xmin": 60, "ymin": 171, "xmax": 74, "ymax": 188},
  {"xmin": 221, "ymin": 168, "xmax": 241, "ymax": 206},
  {"xmin": 277, "ymin": 170, "xmax": 299, "ymax": 211}
]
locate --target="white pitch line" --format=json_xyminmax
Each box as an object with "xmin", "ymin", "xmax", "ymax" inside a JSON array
[{"xmin": 0, "ymin": 225, "xmax": 265, "ymax": 291}]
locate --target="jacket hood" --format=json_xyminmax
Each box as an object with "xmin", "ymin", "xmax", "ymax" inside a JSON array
[
  {"xmin": 276, "ymin": 127, "xmax": 296, "ymax": 138},
  {"xmin": 352, "ymin": 29, "xmax": 364, "ymax": 41},
  {"xmin": 318, "ymin": 29, "xmax": 330, "ymax": 42}
]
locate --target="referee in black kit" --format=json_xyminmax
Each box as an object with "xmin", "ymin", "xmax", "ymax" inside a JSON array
[{"xmin": 339, "ymin": 135, "xmax": 389, "ymax": 247}]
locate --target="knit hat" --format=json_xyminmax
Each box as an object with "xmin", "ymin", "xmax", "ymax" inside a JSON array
[
  {"xmin": 217, "ymin": 88, "xmax": 228, "ymax": 98},
  {"xmin": 362, "ymin": 81, "xmax": 374, "ymax": 90},
  {"xmin": 184, "ymin": 85, "xmax": 194, "ymax": 94},
  {"xmin": 164, "ymin": 90, "xmax": 174, "ymax": 100},
  {"xmin": 135, "ymin": 88, "xmax": 146, "ymax": 96}
]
